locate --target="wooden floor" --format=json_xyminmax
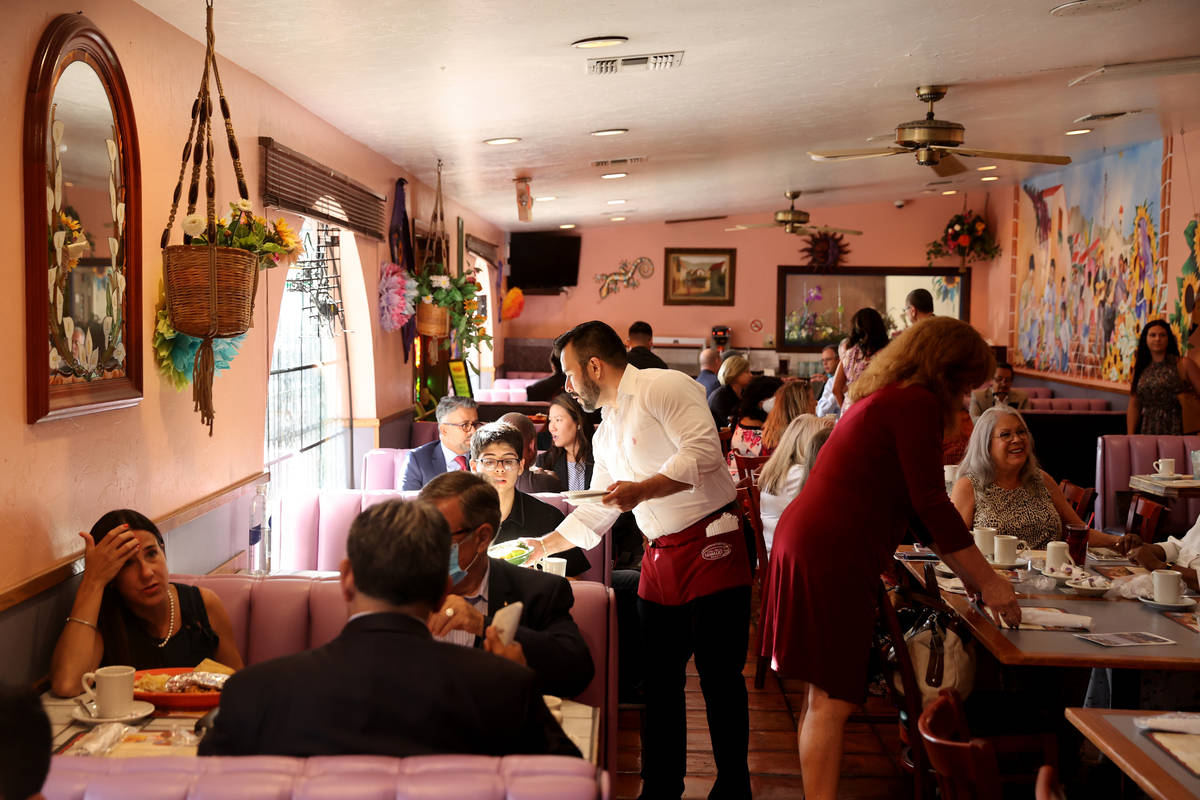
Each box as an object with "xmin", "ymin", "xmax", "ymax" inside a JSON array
[{"xmin": 613, "ymin": 654, "xmax": 912, "ymax": 798}]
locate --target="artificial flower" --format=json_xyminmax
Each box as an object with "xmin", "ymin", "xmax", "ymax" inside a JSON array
[
  {"xmin": 113, "ymin": 342, "xmax": 126, "ymax": 363},
  {"xmin": 501, "ymin": 287, "xmax": 525, "ymax": 321},
  {"xmin": 182, "ymin": 213, "xmax": 206, "ymax": 237},
  {"xmin": 49, "ymin": 349, "xmax": 62, "ymax": 371},
  {"xmin": 431, "ymin": 274, "xmax": 451, "ymax": 289},
  {"xmin": 235, "ymin": 198, "xmax": 253, "ymax": 212}
]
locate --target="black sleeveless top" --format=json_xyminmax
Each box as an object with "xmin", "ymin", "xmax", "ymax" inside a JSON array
[{"xmin": 102, "ymin": 583, "xmax": 220, "ymax": 669}]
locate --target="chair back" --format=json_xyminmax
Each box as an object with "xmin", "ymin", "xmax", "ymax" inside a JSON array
[
  {"xmin": 1058, "ymin": 480, "xmax": 1095, "ymax": 522},
  {"xmin": 734, "ymin": 481, "xmax": 766, "ymax": 568},
  {"xmin": 718, "ymin": 427, "xmax": 734, "ymax": 456},
  {"xmin": 917, "ymin": 689, "xmax": 1003, "ymax": 800},
  {"xmin": 1125, "ymin": 495, "xmax": 1166, "ymax": 542},
  {"xmin": 1035, "ymin": 765, "xmax": 1066, "ymax": 800},
  {"xmin": 732, "ymin": 453, "xmax": 769, "ymax": 482},
  {"xmin": 567, "ymin": 581, "xmax": 618, "ymax": 771}
]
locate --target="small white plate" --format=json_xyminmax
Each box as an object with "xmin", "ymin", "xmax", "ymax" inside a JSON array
[
  {"xmin": 1041, "ymin": 566, "xmax": 1085, "ymax": 584},
  {"xmin": 1138, "ymin": 596, "xmax": 1198, "ymax": 611},
  {"xmin": 990, "ymin": 557, "xmax": 1030, "ymax": 570},
  {"xmin": 1150, "ymin": 473, "xmax": 1188, "ymax": 480},
  {"xmin": 1063, "ymin": 579, "xmax": 1112, "ymax": 597},
  {"xmin": 561, "ymin": 490, "xmax": 607, "ymax": 504},
  {"xmin": 71, "ymin": 699, "xmax": 154, "ymax": 725}
]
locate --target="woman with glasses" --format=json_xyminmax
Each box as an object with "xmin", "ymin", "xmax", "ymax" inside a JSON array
[
  {"xmin": 950, "ymin": 407, "xmax": 1119, "ymax": 550},
  {"xmin": 471, "ymin": 423, "xmax": 590, "ymax": 576},
  {"xmin": 536, "ymin": 393, "xmax": 594, "ymax": 491}
]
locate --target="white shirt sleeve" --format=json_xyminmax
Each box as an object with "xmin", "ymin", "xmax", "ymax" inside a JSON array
[
  {"xmin": 557, "ymin": 456, "xmax": 619, "ymax": 550},
  {"xmin": 1163, "ymin": 515, "xmax": 1200, "ymax": 571}
]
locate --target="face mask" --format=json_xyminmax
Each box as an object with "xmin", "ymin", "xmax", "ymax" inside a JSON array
[
  {"xmin": 448, "ymin": 537, "xmax": 482, "ymax": 584},
  {"xmin": 761, "ymin": 397, "xmax": 776, "ymax": 414}
]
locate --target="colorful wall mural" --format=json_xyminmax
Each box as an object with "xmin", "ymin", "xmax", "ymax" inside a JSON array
[{"xmin": 1014, "ymin": 140, "xmax": 1164, "ymax": 384}]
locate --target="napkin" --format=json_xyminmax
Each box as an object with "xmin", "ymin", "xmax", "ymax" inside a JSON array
[
  {"xmin": 1133, "ymin": 712, "xmax": 1200, "ymax": 735},
  {"xmin": 1020, "ymin": 608, "xmax": 1093, "ymax": 630},
  {"xmin": 75, "ymin": 722, "xmax": 130, "ymax": 756}
]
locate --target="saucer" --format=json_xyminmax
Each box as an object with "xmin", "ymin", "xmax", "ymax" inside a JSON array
[
  {"xmin": 989, "ymin": 557, "xmax": 1029, "ymax": 570},
  {"xmin": 71, "ymin": 699, "xmax": 154, "ymax": 725},
  {"xmin": 1151, "ymin": 473, "xmax": 1188, "ymax": 480},
  {"xmin": 1138, "ymin": 596, "xmax": 1197, "ymax": 611}
]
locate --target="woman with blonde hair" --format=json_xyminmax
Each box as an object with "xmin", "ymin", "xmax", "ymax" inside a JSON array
[
  {"xmin": 708, "ymin": 354, "xmax": 751, "ymax": 427},
  {"xmin": 761, "ymin": 378, "xmax": 816, "ymax": 452},
  {"xmin": 762, "ymin": 317, "xmax": 1021, "ymax": 800},
  {"xmin": 757, "ymin": 414, "xmax": 834, "ymax": 553}
]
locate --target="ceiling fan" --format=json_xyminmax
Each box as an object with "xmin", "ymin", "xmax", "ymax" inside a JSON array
[
  {"xmin": 807, "ymin": 85, "xmax": 1072, "ymax": 177},
  {"xmin": 725, "ymin": 191, "xmax": 863, "ymax": 236}
]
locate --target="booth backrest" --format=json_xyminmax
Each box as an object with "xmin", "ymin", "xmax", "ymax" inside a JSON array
[
  {"xmin": 1096, "ymin": 435, "xmax": 1200, "ymax": 535},
  {"xmin": 1020, "ymin": 387, "xmax": 1052, "ymax": 399},
  {"xmin": 360, "ymin": 448, "xmax": 412, "ymax": 490},
  {"xmin": 43, "ymin": 753, "xmax": 608, "ymax": 800},
  {"xmin": 1030, "ymin": 397, "xmax": 1109, "ymax": 411}
]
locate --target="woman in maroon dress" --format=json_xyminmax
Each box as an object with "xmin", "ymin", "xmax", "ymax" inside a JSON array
[{"xmin": 761, "ymin": 317, "xmax": 1021, "ymax": 800}]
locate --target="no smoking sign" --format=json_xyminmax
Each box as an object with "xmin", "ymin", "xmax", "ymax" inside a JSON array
[{"xmin": 748, "ymin": 319, "xmax": 763, "ymax": 333}]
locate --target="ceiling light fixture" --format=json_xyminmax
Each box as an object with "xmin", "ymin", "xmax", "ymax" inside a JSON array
[
  {"xmin": 534, "ymin": 196, "xmax": 557, "ymax": 202},
  {"xmin": 942, "ymin": 190, "xmax": 958, "ymax": 196},
  {"xmin": 600, "ymin": 172, "xmax": 627, "ymax": 179},
  {"xmin": 590, "ymin": 128, "xmax": 628, "ymax": 137},
  {"xmin": 981, "ymin": 176, "xmax": 1000, "ymax": 182},
  {"xmin": 483, "ymin": 137, "xmax": 521, "ymax": 145},
  {"xmin": 606, "ymin": 199, "xmax": 627, "ymax": 205},
  {"xmin": 610, "ymin": 216, "xmax": 626, "ymax": 222},
  {"xmin": 976, "ymin": 165, "xmax": 998, "ymax": 171},
  {"xmin": 559, "ymin": 224, "xmax": 577, "ymax": 229},
  {"xmin": 571, "ymin": 35, "xmax": 629, "ymax": 49},
  {"xmin": 1065, "ymin": 128, "xmax": 1093, "ymax": 136}
]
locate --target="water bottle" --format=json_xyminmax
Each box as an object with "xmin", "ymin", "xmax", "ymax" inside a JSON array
[{"xmin": 249, "ymin": 484, "xmax": 271, "ymax": 574}]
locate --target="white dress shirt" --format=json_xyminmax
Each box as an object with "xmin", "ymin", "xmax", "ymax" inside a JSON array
[
  {"xmin": 441, "ymin": 441, "xmax": 468, "ymax": 472},
  {"xmin": 1161, "ymin": 517, "xmax": 1200, "ymax": 572},
  {"xmin": 758, "ymin": 464, "xmax": 805, "ymax": 554},
  {"xmin": 436, "ymin": 562, "xmax": 490, "ymax": 648},
  {"xmin": 815, "ymin": 373, "xmax": 840, "ymax": 417},
  {"xmin": 558, "ymin": 366, "xmax": 737, "ymax": 550}
]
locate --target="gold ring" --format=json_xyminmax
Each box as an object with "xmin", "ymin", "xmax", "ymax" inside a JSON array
[{"xmin": 445, "ymin": 608, "xmax": 455, "ymax": 617}]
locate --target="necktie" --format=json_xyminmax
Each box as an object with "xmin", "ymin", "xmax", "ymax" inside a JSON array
[{"xmin": 454, "ymin": 454, "xmax": 468, "ymax": 471}]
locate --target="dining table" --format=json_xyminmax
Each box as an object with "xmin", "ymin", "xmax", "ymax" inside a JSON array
[
  {"xmin": 1129, "ymin": 474, "xmax": 1200, "ymax": 501},
  {"xmin": 1066, "ymin": 707, "xmax": 1200, "ymax": 800}
]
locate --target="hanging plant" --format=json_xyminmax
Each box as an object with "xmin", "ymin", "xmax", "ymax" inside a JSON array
[
  {"xmin": 415, "ymin": 264, "xmax": 493, "ymax": 355},
  {"xmin": 151, "ymin": 281, "xmax": 242, "ymax": 390},
  {"xmin": 926, "ymin": 210, "xmax": 1001, "ymax": 266}
]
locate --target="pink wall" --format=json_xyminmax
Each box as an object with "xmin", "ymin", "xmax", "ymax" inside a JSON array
[
  {"xmin": 506, "ymin": 192, "xmax": 1011, "ymax": 349},
  {"xmin": 1, "ymin": 0, "xmax": 501, "ymax": 594}
]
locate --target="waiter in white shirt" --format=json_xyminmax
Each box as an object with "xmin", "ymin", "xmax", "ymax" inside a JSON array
[{"xmin": 523, "ymin": 321, "xmax": 751, "ymax": 800}]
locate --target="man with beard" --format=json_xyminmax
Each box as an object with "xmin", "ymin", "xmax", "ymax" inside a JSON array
[{"xmin": 522, "ymin": 320, "xmax": 751, "ymax": 800}]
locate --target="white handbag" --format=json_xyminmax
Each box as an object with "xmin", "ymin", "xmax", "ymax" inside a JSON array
[{"xmin": 895, "ymin": 612, "xmax": 977, "ymax": 708}]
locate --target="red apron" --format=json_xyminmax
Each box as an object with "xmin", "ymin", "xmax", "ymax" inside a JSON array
[{"xmin": 639, "ymin": 504, "xmax": 752, "ymax": 606}]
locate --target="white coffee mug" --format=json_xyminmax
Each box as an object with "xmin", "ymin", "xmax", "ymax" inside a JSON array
[
  {"xmin": 944, "ymin": 465, "xmax": 958, "ymax": 485},
  {"xmin": 541, "ymin": 557, "xmax": 567, "ymax": 578},
  {"xmin": 1154, "ymin": 457, "xmax": 1176, "ymax": 476},
  {"xmin": 1045, "ymin": 541, "xmax": 1074, "ymax": 571},
  {"xmin": 1153, "ymin": 569, "xmax": 1184, "ymax": 605},
  {"xmin": 972, "ymin": 527, "xmax": 997, "ymax": 560},
  {"xmin": 81, "ymin": 665, "xmax": 135, "ymax": 718},
  {"xmin": 993, "ymin": 535, "xmax": 1028, "ymax": 565}
]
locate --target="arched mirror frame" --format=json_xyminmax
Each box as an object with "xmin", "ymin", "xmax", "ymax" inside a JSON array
[{"xmin": 24, "ymin": 14, "xmax": 142, "ymax": 423}]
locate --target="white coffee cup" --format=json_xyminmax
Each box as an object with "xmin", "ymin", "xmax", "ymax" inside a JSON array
[
  {"xmin": 972, "ymin": 527, "xmax": 997, "ymax": 560},
  {"xmin": 993, "ymin": 535, "xmax": 1028, "ymax": 565},
  {"xmin": 944, "ymin": 465, "xmax": 958, "ymax": 485},
  {"xmin": 1153, "ymin": 569, "xmax": 1184, "ymax": 605},
  {"xmin": 1045, "ymin": 541, "xmax": 1074, "ymax": 571},
  {"xmin": 540, "ymin": 557, "xmax": 567, "ymax": 578},
  {"xmin": 1154, "ymin": 457, "xmax": 1176, "ymax": 476},
  {"xmin": 81, "ymin": 665, "xmax": 135, "ymax": 718}
]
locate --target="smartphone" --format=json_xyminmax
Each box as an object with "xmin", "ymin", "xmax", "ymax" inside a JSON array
[{"xmin": 490, "ymin": 601, "xmax": 524, "ymax": 646}]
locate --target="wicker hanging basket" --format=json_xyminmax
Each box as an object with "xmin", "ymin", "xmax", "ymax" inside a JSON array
[{"xmin": 416, "ymin": 302, "xmax": 450, "ymax": 338}]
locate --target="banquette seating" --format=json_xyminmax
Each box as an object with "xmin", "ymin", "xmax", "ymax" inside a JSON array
[
  {"xmin": 1028, "ymin": 397, "xmax": 1110, "ymax": 411},
  {"xmin": 1095, "ymin": 435, "xmax": 1200, "ymax": 537},
  {"xmin": 44, "ymin": 753, "xmax": 609, "ymax": 800}
]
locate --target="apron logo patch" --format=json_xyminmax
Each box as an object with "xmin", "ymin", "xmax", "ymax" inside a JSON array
[{"xmin": 701, "ymin": 542, "xmax": 732, "ymax": 561}]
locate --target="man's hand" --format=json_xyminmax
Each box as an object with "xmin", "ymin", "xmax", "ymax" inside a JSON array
[
  {"xmin": 1129, "ymin": 545, "xmax": 1167, "ymax": 572},
  {"xmin": 602, "ymin": 480, "xmax": 648, "ymax": 512},
  {"xmin": 483, "ymin": 626, "xmax": 526, "ymax": 666},
  {"xmin": 427, "ymin": 595, "xmax": 485, "ymax": 638},
  {"xmin": 1115, "ymin": 534, "xmax": 1143, "ymax": 556}
]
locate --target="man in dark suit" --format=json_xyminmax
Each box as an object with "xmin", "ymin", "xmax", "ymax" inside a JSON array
[
  {"xmin": 969, "ymin": 362, "xmax": 1031, "ymax": 421},
  {"xmin": 199, "ymin": 498, "xmax": 577, "ymax": 759},
  {"xmin": 625, "ymin": 321, "xmax": 669, "ymax": 370},
  {"xmin": 500, "ymin": 412, "xmax": 563, "ymax": 494},
  {"xmin": 401, "ymin": 395, "xmax": 481, "ymax": 490},
  {"xmin": 420, "ymin": 471, "xmax": 595, "ymax": 699}
]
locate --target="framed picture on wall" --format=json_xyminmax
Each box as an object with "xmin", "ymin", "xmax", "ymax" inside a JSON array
[{"xmin": 663, "ymin": 248, "xmax": 736, "ymax": 306}]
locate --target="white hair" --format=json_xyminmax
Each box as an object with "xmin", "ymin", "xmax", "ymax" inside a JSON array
[{"xmin": 955, "ymin": 406, "xmax": 1040, "ymax": 487}]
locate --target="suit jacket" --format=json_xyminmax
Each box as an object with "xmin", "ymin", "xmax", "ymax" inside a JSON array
[
  {"xmin": 539, "ymin": 451, "xmax": 595, "ymax": 493},
  {"xmin": 485, "ymin": 558, "xmax": 596, "ymax": 699},
  {"xmin": 515, "ymin": 469, "xmax": 563, "ymax": 494},
  {"xmin": 495, "ymin": 491, "xmax": 590, "ymax": 577},
  {"xmin": 401, "ymin": 439, "xmax": 450, "ymax": 490},
  {"xmin": 198, "ymin": 613, "xmax": 578, "ymax": 758},
  {"xmin": 627, "ymin": 346, "xmax": 669, "ymax": 370},
  {"xmin": 968, "ymin": 387, "xmax": 1031, "ymax": 421},
  {"xmin": 524, "ymin": 373, "xmax": 565, "ymax": 403}
]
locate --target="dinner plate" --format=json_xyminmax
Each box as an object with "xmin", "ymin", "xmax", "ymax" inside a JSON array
[
  {"xmin": 487, "ymin": 541, "xmax": 533, "ymax": 566},
  {"xmin": 561, "ymin": 490, "xmax": 608, "ymax": 504},
  {"xmin": 133, "ymin": 668, "xmax": 222, "ymax": 710},
  {"xmin": 1137, "ymin": 596, "xmax": 1198, "ymax": 611},
  {"xmin": 71, "ymin": 699, "xmax": 155, "ymax": 725}
]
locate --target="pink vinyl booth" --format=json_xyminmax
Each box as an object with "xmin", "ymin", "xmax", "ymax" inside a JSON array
[
  {"xmin": 1028, "ymin": 397, "xmax": 1110, "ymax": 411},
  {"xmin": 1095, "ymin": 434, "xmax": 1200, "ymax": 536},
  {"xmin": 44, "ymin": 753, "xmax": 610, "ymax": 800},
  {"xmin": 165, "ymin": 573, "xmax": 620, "ymax": 772}
]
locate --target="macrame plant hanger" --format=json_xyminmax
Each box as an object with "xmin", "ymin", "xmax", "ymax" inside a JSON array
[
  {"xmin": 160, "ymin": 0, "xmax": 256, "ymax": 435},
  {"xmin": 414, "ymin": 160, "xmax": 451, "ymax": 363}
]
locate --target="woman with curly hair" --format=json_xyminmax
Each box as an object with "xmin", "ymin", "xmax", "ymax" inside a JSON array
[
  {"xmin": 831, "ymin": 307, "xmax": 889, "ymax": 413},
  {"xmin": 1127, "ymin": 319, "xmax": 1200, "ymax": 435}
]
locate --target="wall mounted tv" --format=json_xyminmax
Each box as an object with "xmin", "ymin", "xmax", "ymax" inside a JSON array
[{"xmin": 508, "ymin": 232, "xmax": 582, "ymax": 294}]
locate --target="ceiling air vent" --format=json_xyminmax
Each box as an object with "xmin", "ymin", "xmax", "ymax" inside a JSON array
[
  {"xmin": 1073, "ymin": 110, "xmax": 1141, "ymax": 123},
  {"xmin": 590, "ymin": 156, "xmax": 647, "ymax": 168},
  {"xmin": 588, "ymin": 51, "xmax": 684, "ymax": 75}
]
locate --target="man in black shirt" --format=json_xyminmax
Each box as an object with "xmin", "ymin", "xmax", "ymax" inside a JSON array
[{"xmin": 625, "ymin": 321, "xmax": 669, "ymax": 370}]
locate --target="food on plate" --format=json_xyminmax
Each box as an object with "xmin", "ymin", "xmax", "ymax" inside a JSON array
[
  {"xmin": 1066, "ymin": 575, "xmax": 1112, "ymax": 590},
  {"xmin": 194, "ymin": 658, "xmax": 235, "ymax": 675},
  {"xmin": 1043, "ymin": 563, "xmax": 1083, "ymax": 578},
  {"xmin": 134, "ymin": 673, "xmax": 170, "ymax": 692},
  {"xmin": 165, "ymin": 671, "xmax": 229, "ymax": 693},
  {"xmin": 528, "ymin": 413, "xmax": 548, "ymax": 423},
  {"xmin": 487, "ymin": 542, "xmax": 532, "ymax": 565}
]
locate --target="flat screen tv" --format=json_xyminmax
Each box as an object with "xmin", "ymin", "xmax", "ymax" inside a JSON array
[{"xmin": 508, "ymin": 232, "xmax": 582, "ymax": 294}]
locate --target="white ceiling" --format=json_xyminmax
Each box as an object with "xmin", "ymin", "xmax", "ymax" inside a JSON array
[{"xmin": 133, "ymin": 0, "xmax": 1200, "ymax": 231}]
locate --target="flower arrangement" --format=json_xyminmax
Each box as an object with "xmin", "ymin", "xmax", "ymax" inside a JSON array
[
  {"xmin": 378, "ymin": 261, "xmax": 419, "ymax": 332},
  {"xmin": 501, "ymin": 287, "xmax": 525, "ymax": 321},
  {"xmin": 152, "ymin": 280, "xmax": 242, "ymax": 390},
  {"xmin": 926, "ymin": 211, "xmax": 1001, "ymax": 266},
  {"xmin": 182, "ymin": 200, "xmax": 302, "ymax": 270},
  {"xmin": 784, "ymin": 284, "xmax": 847, "ymax": 345},
  {"xmin": 416, "ymin": 265, "xmax": 493, "ymax": 353}
]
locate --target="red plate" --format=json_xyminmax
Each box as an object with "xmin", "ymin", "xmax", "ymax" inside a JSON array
[{"xmin": 133, "ymin": 667, "xmax": 222, "ymax": 710}]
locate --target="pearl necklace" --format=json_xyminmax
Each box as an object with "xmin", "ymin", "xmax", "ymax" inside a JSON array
[{"xmin": 156, "ymin": 587, "xmax": 176, "ymax": 649}]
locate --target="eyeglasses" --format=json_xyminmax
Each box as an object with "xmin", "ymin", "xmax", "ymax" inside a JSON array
[
  {"xmin": 440, "ymin": 420, "xmax": 483, "ymax": 433},
  {"xmin": 477, "ymin": 458, "xmax": 521, "ymax": 472},
  {"xmin": 448, "ymin": 525, "xmax": 481, "ymax": 541},
  {"xmin": 993, "ymin": 429, "xmax": 1029, "ymax": 443}
]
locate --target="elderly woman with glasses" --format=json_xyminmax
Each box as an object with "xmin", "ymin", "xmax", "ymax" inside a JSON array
[
  {"xmin": 950, "ymin": 407, "xmax": 1121, "ymax": 550},
  {"xmin": 471, "ymin": 422, "xmax": 590, "ymax": 576}
]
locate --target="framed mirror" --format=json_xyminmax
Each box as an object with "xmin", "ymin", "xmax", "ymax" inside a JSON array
[
  {"xmin": 24, "ymin": 14, "xmax": 141, "ymax": 423},
  {"xmin": 775, "ymin": 266, "xmax": 971, "ymax": 352}
]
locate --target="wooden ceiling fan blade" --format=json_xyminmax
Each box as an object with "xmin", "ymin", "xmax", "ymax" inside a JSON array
[
  {"xmin": 930, "ymin": 153, "xmax": 968, "ymax": 177},
  {"xmin": 934, "ymin": 145, "xmax": 1071, "ymax": 166},
  {"xmin": 724, "ymin": 223, "xmax": 778, "ymax": 231},
  {"xmin": 807, "ymin": 225, "xmax": 864, "ymax": 236},
  {"xmin": 808, "ymin": 147, "xmax": 909, "ymax": 162}
]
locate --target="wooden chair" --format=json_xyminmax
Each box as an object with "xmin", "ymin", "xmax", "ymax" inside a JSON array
[
  {"xmin": 732, "ymin": 453, "xmax": 769, "ymax": 482},
  {"xmin": 1125, "ymin": 494, "xmax": 1166, "ymax": 542},
  {"xmin": 718, "ymin": 427, "xmax": 734, "ymax": 456},
  {"xmin": 1058, "ymin": 479, "xmax": 1095, "ymax": 525},
  {"xmin": 1035, "ymin": 765, "xmax": 1066, "ymax": 800},
  {"xmin": 735, "ymin": 478, "xmax": 772, "ymax": 689},
  {"xmin": 918, "ymin": 689, "xmax": 1058, "ymax": 800}
]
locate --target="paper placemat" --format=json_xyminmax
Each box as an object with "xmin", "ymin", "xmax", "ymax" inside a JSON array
[
  {"xmin": 1164, "ymin": 611, "xmax": 1200, "ymax": 634},
  {"xmin": 1147, "ymin": 731, "xmax": 1200, "ymax": 778}
]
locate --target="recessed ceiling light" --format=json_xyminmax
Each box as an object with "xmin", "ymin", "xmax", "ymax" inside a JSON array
[
  {"xmin": 483, "ymin": 137, "xmax": 521, "ymax": 145},
  {"xmin": 981, "ymin": 176, "xmax": 1000, "ymax": 182},
  {"xmin": 600, "ymin": 172, "xmax": 627, "ymax": 179},
  {"xmin": 571, "ymin": 35, "xmax": 629, "ymax": 49},
  {"xmin": 606, "ymin": 199, "xmax": 627, "ymax": 205},
  {"xmin": 590, "ymin": 128, "xmax": 628, "ymax": 137},
  {"xmin": 559, "ymin": 223, "xmax": 577, "ymax": 229},
  {"xmin": 942, "ymin": 190, "xmax": 958, "ymax": 196},
  {"xmin": 534, "ymin": 196, "xmax": 557, "ymax": 202},
  {"xmin": 976, "ymin": 165, "xmax": 998, "ymax": 171},
  {"xmin": 610, "ymin": 216, "xmax": 626, "ymax": 222},
  {"xmin": 1065, "ymin": 128, "xmax": 1093, "ymax": 136}
]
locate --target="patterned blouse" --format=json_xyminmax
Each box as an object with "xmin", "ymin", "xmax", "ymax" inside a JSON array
[
  {"xmin": 839, "ymin": 345, "xmax": 873, "ymax": 414},
  {"xmin": 1135, "ymin": 359, "xmax": 1185, "ymax": 435},
  {"xmin": 969, "ymin": 473, "xmax": 1060, "ymax": 550}
]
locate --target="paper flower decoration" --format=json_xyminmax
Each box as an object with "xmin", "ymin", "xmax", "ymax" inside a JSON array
[{"xmin": 501, "ymin": 287, "xmax": 525, "ymax": 321}]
